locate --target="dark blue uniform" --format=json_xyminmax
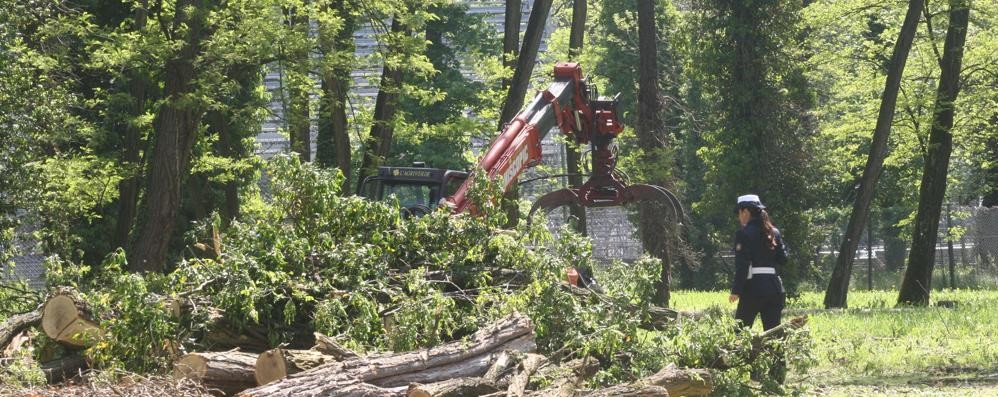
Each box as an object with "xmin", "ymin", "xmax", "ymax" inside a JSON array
[{"xmin": 731, "ymin": 219, "xmax": 787, "ymax": 330}]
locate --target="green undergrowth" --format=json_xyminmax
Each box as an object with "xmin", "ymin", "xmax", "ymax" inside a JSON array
[{"xmin": 671, "ymin": 289, "xmax": 998, "ymax": 395}]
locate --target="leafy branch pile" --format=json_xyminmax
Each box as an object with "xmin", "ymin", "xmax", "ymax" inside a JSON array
[{"xmin": 1, "ymin": 156, "xmax": 813, "ymax": 396}]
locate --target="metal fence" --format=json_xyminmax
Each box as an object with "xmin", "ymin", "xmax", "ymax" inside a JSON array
[{"xmin": 815, "ymin": 204, "xmax": 998, "ymax": 290}]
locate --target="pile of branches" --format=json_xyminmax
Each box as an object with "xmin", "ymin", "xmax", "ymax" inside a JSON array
[{"xmin": 0, "ymin": 157, "xmax": 812, "ymax": 395}]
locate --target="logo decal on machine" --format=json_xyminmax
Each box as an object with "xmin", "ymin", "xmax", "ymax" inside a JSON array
[{"xmin": 501, "ymin": 146, "xmax": 530, "ymax": 189}]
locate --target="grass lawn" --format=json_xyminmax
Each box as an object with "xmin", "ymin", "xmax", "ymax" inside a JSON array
[{"xmin": 670, "ymin": 289, "xmax": 998, "ymax": 396}]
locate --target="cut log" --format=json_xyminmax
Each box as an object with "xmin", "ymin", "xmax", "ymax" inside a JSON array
[
  {"xmin": 174, "ymin": 351, "xmax": 258, "ymax": 396},
  {"xmin": 41, "ymin": 292, "xmax": 101, "ymax": 348},
  {"xmin": 585, "ymin": 385, "xmax": 670, "ymax": 397},
  {"xmin": 407, "ymin": 349, "xmax": 521, "ymax": 397},
  {"xmin": 0, "ymin": 309, "xmax": 41, "ymax": 353},
  {"xmin": 254, "ymin": 348, "xmax": 336, "ymax": 385},
  {"xmin": 378, "ymin": 334, "xmax": 536, "ymax": 387},
  {"xmin": 529, "ymin": 357, "xmax": 601, "ymax": 397},
  {"xmin": 239, "ymin": 313, "xmax": 535, "ymax": 397},
  {"xmin": 41, "ymin": 354, "xmax": 89, "ymax": 384},
  {"xmin": 407, "ymin": 378, "xmax": 502, "ymax": 397},
  {"xmin": 576, "ymin": 365, "xmax": 711, "ymax": 397},
  {"xmin": 632, "ymin": 366, "xmax": 712, "ymax": 396},
  {"xmin": 508, "ymin": 353, "xmax": 546, "ymax": 397},
  {"xmin": 313, "ymin": 332, "xmax": 360, "ymax": 359}
]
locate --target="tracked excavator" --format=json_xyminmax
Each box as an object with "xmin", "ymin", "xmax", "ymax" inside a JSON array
[{"xmin": 359, "ymin": 62, "xmax": 683, "ymax": 227}]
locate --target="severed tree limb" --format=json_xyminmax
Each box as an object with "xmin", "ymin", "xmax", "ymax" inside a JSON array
[
  {"xmin": 755, "ymin": 316, "xmax": 808, "ymax": 343},
  {"xmin": 528, "ymin": 356, "xmax": 600, "ymax": 397},
  {"xmin": 716, "ymin": 316, "xmax": 809, "ymax": 370},
  {"xmin": 407, "ymin": 350, "xmax": 521, "ymax": 397},
  {"xmin": 576, "ymin": 365, "xmax": 712, "ymax": 397},
  {"xmin": 560, "ymin": 284, "xmax": 694, "ymax": 329},
  {"xmin": 407, "ymin": 377, "xmax": 501, "ymax": 397},
  {"xmin": 507, "ymin": 353, "xmax": 546, "ymax": 397},
  {"xmin": 313, "ymin": 332, "xmax": 360, "ymax": 360},
  {"xmin": 0, "ymin": 308, "xmax": 41, "ymax": 353}
]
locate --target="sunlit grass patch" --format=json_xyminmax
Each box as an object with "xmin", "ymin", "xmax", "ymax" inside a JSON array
[{"xmin": 670, "ymin": 289, "xmax": 998, "ymax": 394}]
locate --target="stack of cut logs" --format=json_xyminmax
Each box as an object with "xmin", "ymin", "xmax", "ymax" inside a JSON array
[
  {"xmin": 1, "ymin": 287, "xmax": 808, "ymax": 396},
  {"xmin": 175, "ymin": 313, "xmax": 715, "ymax": 397}
]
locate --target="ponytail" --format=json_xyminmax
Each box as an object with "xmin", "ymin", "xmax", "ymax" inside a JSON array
[{"xmin": 749, "ymin": 207, "xmax": 778, "ymax": 250}]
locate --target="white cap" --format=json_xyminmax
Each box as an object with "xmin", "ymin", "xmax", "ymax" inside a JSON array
[
  {"xmin": 736, "ymin": 194, "xmax": 765, "ymax": 210},
  {"xmin": 737, "ymin": 194, "xmax": 761, "ymax": 204}
]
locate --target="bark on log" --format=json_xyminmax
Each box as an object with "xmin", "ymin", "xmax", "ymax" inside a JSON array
[
  {"xmin": 585, "ymin": 385, "xmax": 670, "ymax": 397},
  {"xmin": 239, "ymin": 313, "xmax": 535, "ymax": 397},
  {"xmin": 41, "ymin": 293, "xmax": 101, "ymax": 348},
  {"xmin": 407, "ymin": 350, "xmax": 520, "ymax": 397},
  {"xmin": 528, "ymin": 357, "xmax": 600, "ymax": 397},
  {"xmin": 174, "ymin": 351, "xmax": 258, "ymax": 396},
  {"xmin": 634, "ymin": 366, "xmax": 712, "ymax": 396},
  {"xmin": 0, "ymin": 309, "xmax": 41, "ymax": 353},
  {"xmin": 41, "ymin": 354, "xmax": 89, "ymax": 384},
  {"xmin": 255, "ymin": 348, "xmax": 337, "ymax": 386},
  {"xmin": 313, "ymin": 332, "xmax": 360, "ymax": 360},
  {"xmin": 577, "ymin": 365, "xmax": 712, "ymax": 397},
  {"xmin": 508, "ymin": 353, "xmax": 546, "ymax": 397},
  {"xmin": 407, "ymin": 377, "xmax": 502, "ymax": 397}
]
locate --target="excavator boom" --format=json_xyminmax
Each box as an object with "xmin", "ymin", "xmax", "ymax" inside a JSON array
[{"xmin": 447, "ymin": 62, "xmax": 682, "ymax": 225}]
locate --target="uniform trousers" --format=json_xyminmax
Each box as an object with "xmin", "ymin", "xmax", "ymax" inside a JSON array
[{"xmin": 735, "ymin": 293, "xmax": 785, "ymax": 330}]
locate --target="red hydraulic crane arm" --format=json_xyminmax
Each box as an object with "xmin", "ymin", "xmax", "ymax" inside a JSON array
[{"xmin": 448, "ymin": 62, "xmax": 622, "ymax": 213}]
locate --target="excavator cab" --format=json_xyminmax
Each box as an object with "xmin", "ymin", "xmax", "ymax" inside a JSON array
[{"xmin": 358, "ymin": 162, "xmax": 467, "ymax": 217}]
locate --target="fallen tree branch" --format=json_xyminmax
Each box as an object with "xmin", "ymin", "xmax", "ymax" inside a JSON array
[
  {"xmin": 407, "ymin": 350, "xmax": 520, "ymax": 397},
  {"xmin": 560, "ymin": 284, "xmax": 693, "ymax": 329},
  {"xmin": 577, "ymin": 365, "xmax": 713, "ymax": 397},
  {"xmin": 313, "ymin": 332, "xmax": 360, "ymax": 360},
  {"xmin": 0, "ymin": 308, "xmax": 41, "ymax": 353},
  {"xmin": 508, "ymin": 353, "xmax": 546, "ymax": 397}
]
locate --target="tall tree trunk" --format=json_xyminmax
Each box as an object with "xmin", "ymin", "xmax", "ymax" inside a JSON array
[
  {"xmin": 206, "ymin": 64, "xmax": 260, "ymax": 223},
  {"xmin": 565, "ymin": 0, "xmax": 587, "ymax": 235},
  {"xmin": 114, "ymin": 0, "xmax": 150, "ymax": 250},
  {"xmin": 898, "ymin": 0, "xmax": 970, "ymax": 306},
  {"xmin": 984, "ymin": 120, "xmax": 998, "ymax": 207},
  {"xmin": 356, "ymin": 16, "xmax": 407, "ymax": 192},
  {"xmin": 635, "ymin": 0, "xmax": 672, "ymax": 307},
  {"xmin": 130, "ymin": 0, "xmax": 211, "ymax": 273},
  {"xmin": 501, "ymin": 0, "xmax": 521, "ymax": 91},
  {"xmin": 498, "ymin": 0, "xmax": 552, "ymax": 130},
  {"xmin": 287, "ymin": 3, "xmax": 311, "ymax": 162},
  {"xmin": 317, "ymin": 0, "xmax": 355, "ymax": 186},
  {"xmin": 823, "ymin": 0, "xmax": 924, "ymax": 308}
]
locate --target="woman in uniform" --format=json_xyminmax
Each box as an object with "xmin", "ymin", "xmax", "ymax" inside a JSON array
[{"xmin": 728, "ymin": 194, "xmax": 787, "ymax": 330}]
